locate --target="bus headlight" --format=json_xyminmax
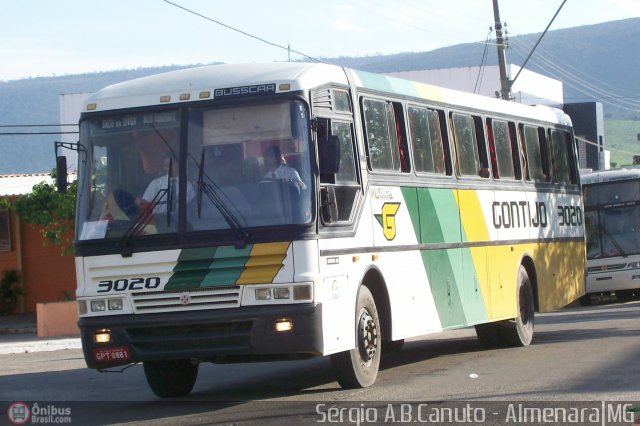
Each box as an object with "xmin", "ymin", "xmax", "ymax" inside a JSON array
[
  {"xmin": 273, "ymin": 287, "xmax": 291, "ymax": 299},
  {"xmin": 244, "ymin": 283, "xmax": 313, "ymax": 305},
  {"xmin": 108, "ymin": 298, "xmax": 124, "ymax": 311},
  {"xmin": 90, "ymin": 300, "xmax": 106, "ymax": 312},
  {"xmin": 255, "ymin": 288, "xmax": 272, "ymax": 300}
]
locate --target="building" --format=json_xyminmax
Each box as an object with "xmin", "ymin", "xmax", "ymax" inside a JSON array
[
  {"xmin": 0, "ymin": 173, "xmax": 76, "ymax": 314},
  {"xmin": 386, "ymin": 65, "xmax": 606, "ymax": 171}
]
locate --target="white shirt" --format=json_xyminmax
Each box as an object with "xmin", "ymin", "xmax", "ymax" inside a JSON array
[
  {"xmin": 263, "ymin": 164, "xmax": 306, "ymax": 190},
  {"xmin": 142, "ymin": 175, "xmax": 195, "ymax": 213}
]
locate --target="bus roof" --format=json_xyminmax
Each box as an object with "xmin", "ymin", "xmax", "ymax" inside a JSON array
[
  {"xmin": 83, "ymin": 62, "xmax": 572, "ymax": 127},
  {"xmin": 581, "ymin": 168, "xmax": 640, "ymax": 185},
  {"xmin": 83, "ymin": 62, "xmax": 349, "ymax": 112}
]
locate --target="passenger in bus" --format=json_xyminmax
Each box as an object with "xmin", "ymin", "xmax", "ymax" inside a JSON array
[
  {"xmin": 262, "ymin": 145, "xmax": 306, "ymax": 191},
  {"xmin": 136, "ymin": 154, "xmax": 195, "ymax": 214}
]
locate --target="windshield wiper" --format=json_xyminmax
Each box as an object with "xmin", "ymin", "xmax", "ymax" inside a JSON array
[
  {"xmin": 197, "ymin": 149, "xmax": 249, "ymax": 248},
  {"xmin": 118, "ymin": 189, "xmax": 167, "ymax": 257}
]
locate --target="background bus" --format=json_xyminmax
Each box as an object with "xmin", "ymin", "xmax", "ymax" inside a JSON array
[
  {"xmin": 582, "ymin": 168, "xmax": 640, "ymax": 303},
  {"xmin": 61, "ymin": 63, "xmax": 585, "ymax": 397}
]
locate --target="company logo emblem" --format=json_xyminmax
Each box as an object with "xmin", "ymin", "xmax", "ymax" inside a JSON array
[
  {"xmin": 7, "ymin": 402, "xmax": 30, "ymax": 424},
  {"xmin": 375, "ymin": 202, "xmax": 401, "ymax": 241},
  {"xmin": 179, "ymin": 293, "xmax": 192, "ymax": 305}
]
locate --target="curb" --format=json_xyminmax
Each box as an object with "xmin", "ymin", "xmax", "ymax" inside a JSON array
[{"xmin": 0, "ymin": 337, "xmax": 82, "ymax": 355}]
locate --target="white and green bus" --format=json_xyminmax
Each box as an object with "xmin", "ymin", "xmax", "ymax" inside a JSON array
[
  {"xmin": 61, "ymin": 63, "xmax": 585, "ymax": 397},
  {"xmin": 582, "ymin": 168, "xmax": 640, "ymax": 303}
]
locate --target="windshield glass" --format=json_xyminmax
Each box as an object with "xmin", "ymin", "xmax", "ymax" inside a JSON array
[
  {"xmin": 76, "ymin": 101, "xmax": 312, "ymax": 242},
  {"xmin": 185, "ymin": 101, "xmax": 312, "ymax": 231},
  {"xmin": 586, "ymin": 205, "xmax": 640, "ymax": 259}
]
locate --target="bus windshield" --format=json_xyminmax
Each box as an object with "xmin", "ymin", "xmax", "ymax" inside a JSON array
[
  {"xmin": 584, "ymin": 180, "xmax": 640, "ymax": 260},
  {"xmin": 76, "ymin": 100, "xmax": 313, "ymax": 241}
]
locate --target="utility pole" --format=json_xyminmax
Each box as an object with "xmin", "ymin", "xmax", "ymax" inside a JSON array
[{"xmin": 492, "ymin": 0, "xmax": 511, "ymax": 101}]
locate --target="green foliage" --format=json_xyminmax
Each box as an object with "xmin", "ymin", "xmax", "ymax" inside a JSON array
[
  {"xmin": 604, "ymin": 119, "xmax": 640, "ymax": 167},
  {"xmin": 1, "ymin": 169, "xmax": 76, "ymax": 253},
  {"xmin": 0, "ymin": 269, "xmax": 22, "ymax": 315}
]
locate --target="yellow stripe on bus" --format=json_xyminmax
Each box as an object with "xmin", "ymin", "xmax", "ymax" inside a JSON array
[{"xmin": 236, "ymin": 242, "xmax": 290, "ymax": 284}]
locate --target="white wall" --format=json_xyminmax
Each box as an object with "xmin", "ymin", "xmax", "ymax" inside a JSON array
[
  {"xmin": 58, "ymin": 93, "xmax": 91, "ymax": 171},
  {"xmin": 386, "ymin": 65, "xmax": 563, "ymax": 108}
]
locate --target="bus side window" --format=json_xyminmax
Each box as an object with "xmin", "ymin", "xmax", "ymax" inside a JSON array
[
  {"xmin": 318, "ymin": 118, "xmax": 360, "ymax": 223},
  {"xmin": 550, "ymin": 129, "xmax": 576, "ymax": 184},
  {"xmin": 362, "ymin": 98, "xmax": 408, "ymax": 173},
  {"xmin": 451, "ymin": 112, "xmax": 489, "ymax": 178},
  {"xmin": 488, "ymin": 118, "xmax": 519, "ymax": 180},
  {"xmin": 408, "ymin": 106, "xmax": 448, "ymax": 175},
  {"xmin": 521, "ymin": 124, "xmax": 548, "ymax": 182}
]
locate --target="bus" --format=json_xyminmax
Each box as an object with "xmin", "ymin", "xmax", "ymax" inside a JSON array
[
  {"xmin": 59, "ymin": 63, "xmax": 585, "ymax": 397},
  {"xmin": 582, "ymin": 168, "xmax": 640, "ymax": 303}
]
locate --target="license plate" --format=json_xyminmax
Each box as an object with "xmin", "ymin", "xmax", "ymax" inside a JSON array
[{"xmin": 93, "ymin": 346, "xmax": 131, "ymax": 363}]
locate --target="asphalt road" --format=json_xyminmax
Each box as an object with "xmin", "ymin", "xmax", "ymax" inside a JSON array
[{"xmin": 1, "ymin": 299, "xmax": 638, "ymax": 425}]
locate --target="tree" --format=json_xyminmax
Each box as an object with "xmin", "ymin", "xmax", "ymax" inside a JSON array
[{"xmin": 1, "ymin": 169, "xmax": 76, "ymax": 255}]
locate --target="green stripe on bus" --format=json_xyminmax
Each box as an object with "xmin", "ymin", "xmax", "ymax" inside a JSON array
[
  {"xmin": 165, "ymin": 245, "xmax": 253, "ymax": 289},
  {"xmin": 402, "ymin": 187, "xmax": 488, "ymax": 327}
]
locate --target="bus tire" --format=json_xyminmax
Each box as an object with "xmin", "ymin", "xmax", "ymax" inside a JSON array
[
  {"xmin": 330, "ymin": 286, "xmax": 381, "ymax": 388},
  {"xmin": 501, "ymin": 266, "xmax": 535, "ymax": 347},
  {"xmin": 143, "ymin": 359, "xmax": 199, "ymax": 398}
]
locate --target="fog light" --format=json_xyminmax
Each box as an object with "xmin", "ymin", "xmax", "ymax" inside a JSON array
[
  {"xmin": 108, "ymin": 298, "xmax": 123, "ymax": 311},
  {"xmin": 274, "ymin": 318, "xmax": 293, "ymax": 332},
  {"xmin": 255, "ymin": 288, "xmax": 272, "ymax": 300},
  {"xmin": 274, "ymin": 287, "xmax": 291, "ymax": 299},
  {"xmin": 293, "ymin": 285, "xmax": 312, "ymax": 300},
  {"xmin": 90, "ymin": 300, "xmax": 106, "ymax": 312},
  {"xmin": 94, "ymin": 329, "xmax": 111, "ymax": 343}
]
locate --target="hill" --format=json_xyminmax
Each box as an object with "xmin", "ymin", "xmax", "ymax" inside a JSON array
[{"xmin": 0, "ymin": 18, "xmax": 638, "ymax": 173}]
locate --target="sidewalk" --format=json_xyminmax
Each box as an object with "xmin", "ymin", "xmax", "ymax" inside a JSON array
[{"xmin": 0, "ymin": 313, "xmax": 81, "ymax": 354}]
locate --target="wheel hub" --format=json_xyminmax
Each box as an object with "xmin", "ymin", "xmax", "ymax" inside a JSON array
[{"xmin": 358, "ymin": 310, "xmax": 378, "ymax": 362}]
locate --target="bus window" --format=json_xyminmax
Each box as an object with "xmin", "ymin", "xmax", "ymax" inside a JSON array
[
  {"xmin": 550, "ymin": 129, "xmax": 575, "ymax": 184},
  {"xmin": 333, "ymin": 90, "xmax": 352, "ymax": 113},
  {"xmin": 452, "ymin": 113, "xmax": 489, "ymax": 178},
  {"xmin": 408, "ymin": 105, "xmax": 447, "ymax": 175},
  {"xmin": 362, "ymin": 98, "xmax": 401, "ymax": 172},
  {"xmin": 489, "ymin": 119, "xmax": 519, "ymax": 179},
  {"xmin": 318, "ymin": 118, "xmax": 360, "ymax": 223},
  {"xmin": 521, "ymin": 124, "xmax": 549, "ymax": 182}
]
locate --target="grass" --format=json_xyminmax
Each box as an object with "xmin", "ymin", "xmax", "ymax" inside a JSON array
[{"xmin": 604, "ymin": 119, "xmax": 640, "ymax": 168}]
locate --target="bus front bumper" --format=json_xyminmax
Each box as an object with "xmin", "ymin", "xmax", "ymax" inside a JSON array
[{"xmin": 78, "ymin": 303, "xmax": 323, "ymax": 369}]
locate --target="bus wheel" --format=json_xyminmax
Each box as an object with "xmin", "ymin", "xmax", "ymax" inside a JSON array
[
  {"xmin": 502, "ymin": 266, "xmax": 535, "ymax": 347},
  {"xmin": 143, "ymin": 359, "xmax": 199, "ymax": 398},
  {"xmin": 330, "ymin": 286, "xmax": 381, "ymax": 388}
]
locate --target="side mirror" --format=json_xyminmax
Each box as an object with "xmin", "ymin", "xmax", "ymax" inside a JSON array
[
  {"xmin": 56, "ymin": 156, "xmax": 68, "ymax": 193},
  {"xmin": 319, "ymin": 135, "xmax": 340, "ymax": 174}
]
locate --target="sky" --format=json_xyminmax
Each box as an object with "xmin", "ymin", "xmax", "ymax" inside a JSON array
[{"xmin": 1, "ymin": 0, "xmax": 639, "ymax": 82}]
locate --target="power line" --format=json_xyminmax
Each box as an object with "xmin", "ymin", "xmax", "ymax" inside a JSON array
[
  {"xmin": 576, "ymin": 135, "xmax": 640, "ymax": 157},
  {"xmin": 0, "ymin": 131, "xmax": 78, "ymax": 136},
  {"xmin": 0, "ymin": 124, "xmax": 78, "ymax": 128},
  {"xmin": 162, "ymin": 0, "xmax": 325, "ymax": 63}
]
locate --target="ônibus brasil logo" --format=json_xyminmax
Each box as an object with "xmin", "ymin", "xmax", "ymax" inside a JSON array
[{"xmin": 6, "ymin": 402, "xmax": 30, "ymax": 424}]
